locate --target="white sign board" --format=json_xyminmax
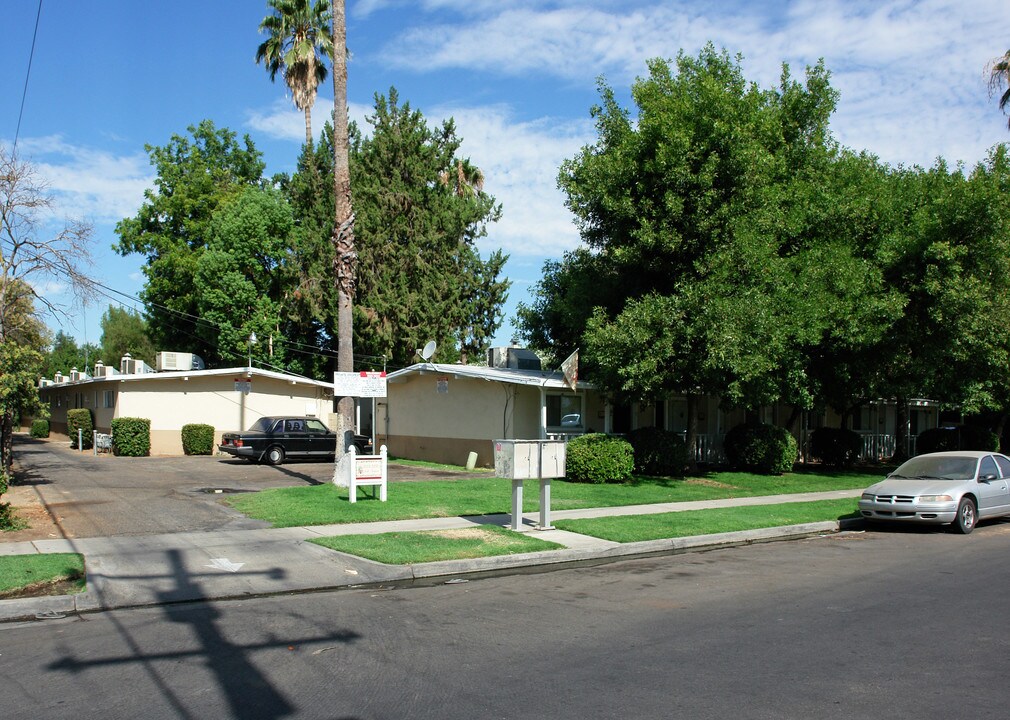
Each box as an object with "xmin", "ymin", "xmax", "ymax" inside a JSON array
[{"xmin": 333, "ymin": 371, "xmax": 387, "ymax": 398}]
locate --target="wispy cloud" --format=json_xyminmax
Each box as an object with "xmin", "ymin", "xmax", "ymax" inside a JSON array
[
  {"xmin": 246, "ymin": 98, "xmax": 374, "ymax": 144},
  {"xmin": 433, "ymin": 104, "xmax": 592, "ymax": 258},
  {"xmin": 376, "ymin": 0, "xmax": 1010, "ymax": 168},
  {"xmin": 14, "ymin": 135, "xmax": 153, "ymax": 224}
]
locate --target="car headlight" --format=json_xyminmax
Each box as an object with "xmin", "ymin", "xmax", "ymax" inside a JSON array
[
  {"xmin": 860, "ymin": 493, "xmax": 876, "ymax": 501},
  {"xmin": 918, "ymin": 495, "xmax": 953, "ymax": 503}
]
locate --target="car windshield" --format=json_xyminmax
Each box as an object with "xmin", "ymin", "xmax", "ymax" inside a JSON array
[
  {"xmin": 890, "ymin": 455, "xmax": 977, "ymax": 481},
  {"xmin": 248, "ymin": 417, "xmax": 275, "ymax": 432}
]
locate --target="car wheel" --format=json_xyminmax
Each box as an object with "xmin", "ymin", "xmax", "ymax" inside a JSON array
[
  {"xmin": 953, "ymin": 497, "xmax": 977, "ymax": 534},
  {"xmin": 265, "ymin": 446, "xmax": 285, "ymax": 466}
]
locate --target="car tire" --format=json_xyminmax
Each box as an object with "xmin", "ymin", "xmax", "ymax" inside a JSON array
[
  {"xmin": 952, "ymin": 497, "xmax": 977, "ymax": 534},
  {"xmin": 265, "ymin": 446, "xmax": 285, "ymax": 466}
]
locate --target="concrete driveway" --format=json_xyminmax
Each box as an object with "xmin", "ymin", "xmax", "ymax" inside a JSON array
[{"xmin": 4, "ymin": 435, "xmax": 484, "ymax": 542}]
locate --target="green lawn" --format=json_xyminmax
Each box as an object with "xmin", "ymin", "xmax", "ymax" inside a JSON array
[
  {"xmin": 554, "ymin": 499, "xmax": 860, "ymax": 542},
  {"xmin": 0, "ymin": 553, "xmax": 86, "ymax": 598},
  {"xmin": 311, "ymin": 526, "xmax": 562, "ymax": 564},
  {"xmin": 227, "ymin": 467, "xmax": 879, "ymax": 528}
]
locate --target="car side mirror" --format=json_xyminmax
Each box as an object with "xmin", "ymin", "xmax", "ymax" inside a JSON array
[{"xmin": 979, "ymin": 473, "xmax": 999, "ymax": 483}]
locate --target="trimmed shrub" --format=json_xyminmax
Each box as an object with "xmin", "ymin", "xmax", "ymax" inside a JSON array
[
  {"xmin": 181, "ymin": 423, "xmax": 215, "ymax": 455},
  {"xmin": 67, "ymin": 409, "xmax": 94, "ymax": 450},
  {"xmin": 30, "ymin": 419, "xmax": 50, "ymax": 438},
  {"xmin": 111, "ymin": 417, "xmax": 151, "ymax": 457},
  {"xmin": 565, "ymin": 433, "xmax": 635, "ymax": 484},
  {"xmin": 917, "ymin": 426, "xmax": 998, "ymax": 455},
  {"xmin": 724, "ymin": 422, "xmax": 798, "ymax": 475},
  {"xmin": 626, "ymin": 426, "xmax": 687, "ymax": 477},
  {"xmin": 809, "ymin": 427, "xmax": 863, "ymax": 467}
]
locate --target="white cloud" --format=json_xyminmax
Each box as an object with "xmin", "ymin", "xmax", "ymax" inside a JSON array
[
  {"xmin": 246, "ymin": 97, "xmax": 375, "ymax": 143},
  {"xmin": 378, "ymin": 0, "xmax": 1010, "ymax": 168},
  {"xmin": 13, "ymin": 136, "xmax": 153, "ymax": 224},
  {"xmin": 430, "ymin": 103, "xmax": 593, "ymax": 258}
]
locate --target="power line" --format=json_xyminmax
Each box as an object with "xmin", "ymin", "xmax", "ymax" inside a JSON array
[{"xmin": 13, "ymin": 0, "xmax": 43, "ymax": 155}]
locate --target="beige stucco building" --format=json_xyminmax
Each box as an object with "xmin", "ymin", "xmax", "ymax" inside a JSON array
[
  {"xmin": 38, "ymin": 365, "xmax": 338, "ymax": 455},
  {"xmin": 376, "ymin": 362, "xmax": 604, "ymax": 467}
]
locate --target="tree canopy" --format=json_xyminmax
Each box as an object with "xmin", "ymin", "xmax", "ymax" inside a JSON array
[{"xmin": 519, "ymin": 44, "xmax": 1010, "ymax": 449}]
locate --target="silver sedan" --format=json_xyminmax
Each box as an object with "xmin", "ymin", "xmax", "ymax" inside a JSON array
[{"xmin": 858, "ymin": 450, "xmax": 1010, "ymax": 534}]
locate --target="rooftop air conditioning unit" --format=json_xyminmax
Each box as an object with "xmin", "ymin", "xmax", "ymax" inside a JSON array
[
  {"xmin": 95, "ymin": 364, "xmax": 118, "ymax": 378},
  {"xmin": 69, "ymin": 368, "xmax": 86, "ymax": 382},
  {"xmin": 487, "ymin": 347, "xmax": 542, "ymax": 371},
  {"xmin": 156, "ymin": 351, "xmax": 192, "ymax": 372},
  {"xmin": 39, "ymin": 378, "xmax": 54, "ymax": 388},
  {"xmin": 155, "ymin": 351, "xmax": 205, "ymax": 371},
  {"xmin": 54, "ymin": 372, "xmax": 68, "ymax": 384},
  {"xmin": 120, "ymin": 357, "xmax": 152, "ymax": 375}
]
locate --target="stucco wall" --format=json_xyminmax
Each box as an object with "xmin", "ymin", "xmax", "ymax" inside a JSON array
[{"xmin": 39, "ymin": 372, "xmax": 331, "ymax": 455}]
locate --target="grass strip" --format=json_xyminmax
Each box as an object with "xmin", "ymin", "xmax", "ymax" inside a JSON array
[
  {"xmin": 553, "ymin": 499, "xmax": 860, "ymax": 543},
  {"xmin": 228, "ymin": 470, "xmax": 876, "ymax": 528},
  {"xmin": 0, "ymin": 553, "xmax": 86, "ymax": 598},
  {"xmin": 311, "ymin": 526, "xmax": 563, "ymax": 564}
]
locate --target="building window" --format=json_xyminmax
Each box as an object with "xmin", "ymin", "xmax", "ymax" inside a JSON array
[
  {"xmin": 103, "ymin": 390, "xmax": 115, "ymax": 409},
  {"xmin": 547, "ymin": 394, "xmax": 583, "ymax": 429}
]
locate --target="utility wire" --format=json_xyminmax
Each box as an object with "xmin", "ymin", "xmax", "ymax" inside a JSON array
[{"xmin": 13, "ymin": 0, "xmax": 43, "ymax": 155}]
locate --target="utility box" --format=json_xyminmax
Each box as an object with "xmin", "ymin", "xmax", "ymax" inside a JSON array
[{"xmin": 494, "ymin": 440, "xmax": 566, "ymax": 480}]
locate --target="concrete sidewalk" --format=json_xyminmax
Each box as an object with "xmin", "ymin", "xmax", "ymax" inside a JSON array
[{"xmin": 0, "ymin": 489, "xmax": 862, "ymax": 623}]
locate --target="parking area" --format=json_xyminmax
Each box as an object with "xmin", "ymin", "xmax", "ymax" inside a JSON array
[{"xmin": 5, "ymin": 435, "xmax": 486, "ymax": 542}]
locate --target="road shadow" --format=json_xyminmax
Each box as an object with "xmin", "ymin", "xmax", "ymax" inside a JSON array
[{"xmin": 47, "ymin": 549, "xmax": 362, "ymax": 718}]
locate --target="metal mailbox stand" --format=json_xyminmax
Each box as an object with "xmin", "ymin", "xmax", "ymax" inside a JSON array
[{"xmin": 494, "ymin": 440, "xmax": 567, "ymax": 531}]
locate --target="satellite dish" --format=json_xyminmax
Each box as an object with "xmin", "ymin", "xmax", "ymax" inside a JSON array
[{"xmin": 419, "ymin": 340, "xmax": 437, "ymax": 361}]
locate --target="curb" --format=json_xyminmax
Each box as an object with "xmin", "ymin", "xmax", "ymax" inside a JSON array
[{"xmin": 0, "ymin": 518, "xmax": 862, "ymax": 624}]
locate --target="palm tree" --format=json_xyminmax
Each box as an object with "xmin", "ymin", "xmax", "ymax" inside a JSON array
[
  {"xmin": 331, "ymin": 0, "xmax": 357, "ymax": 442},
  {"xmin": 256, "ymin": 0, "xmax": 333, "ymax": 146},
  {"xmin": 988, "ymin": 50, "xmax": 1010, "ymax": 129}
]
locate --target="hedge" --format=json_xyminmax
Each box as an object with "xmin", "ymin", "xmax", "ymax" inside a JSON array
[
  {"xmin": 809, "ymin": 427, "xmax": 863, "ymax": 467},
  {"xmin": 724, "ymin": 422, "xmax": 798, "ymax": 475},
  {"xmin": 916, "ymin": 426, "xmax": 998, "ymax": 455},
  {"xmin": 30, "ymin": 419, "xmax": 50, "ymax": 438},
  {"xmin": 111, "ymin": 417, "xmax": 151, "ymax": 457},
  {"xmin": 67, "ymin": 409, "xmax": 94, "ymax": 450},
  {"xmin": 182, "ymin": 423, "xmax": 215, "ymax": 455},
  {"xmin": 565, "ymin": 433, "xmax": 635, "ymax": 484},
  {"xmin": 626, "ymin": 426, "xmax": 687, "ymax": 477}
]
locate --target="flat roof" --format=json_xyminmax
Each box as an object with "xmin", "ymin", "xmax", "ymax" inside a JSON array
[
  {"xmin": 41, "ymin": 366, "xmax": 332, "ymax": 390},
  {"xmin": 386, "ymin": 362, "xmax": 590, "ymax": 390}
]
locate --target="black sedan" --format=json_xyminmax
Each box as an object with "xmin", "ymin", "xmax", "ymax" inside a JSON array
[{"xmin": 218, "ymin": 416, "xmax": 372, "ymax": 465}]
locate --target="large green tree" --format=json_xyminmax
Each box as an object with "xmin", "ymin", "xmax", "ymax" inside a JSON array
[
  {"xmin": 195, "ymin": 186, "xmax": 294, "ymax": 367},
  {"xmin": 115, "ymin": 120, "xmax": 265, "ymax": 361},
  {"xmin": 256, "ymin": 0, "xmax": 333, "ymax": 146},
  {"xmin": 280, "ymin": 93, "xmax": 511, "ymax": 370},
  {"xmin": 524, "ymin": 46, "xmax": 897, "ymax": 460},
  {"xmin": 98, "ymin": 305, "xmax": 156, "ymax": 368}
]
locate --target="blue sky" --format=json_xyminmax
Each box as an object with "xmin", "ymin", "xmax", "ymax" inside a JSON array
[{"xmin": 4, "ymin": 0, "xmax": 1009, "ymax": 362}]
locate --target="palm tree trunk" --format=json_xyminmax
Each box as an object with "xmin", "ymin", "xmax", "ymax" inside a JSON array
[
  {"xmin": 331, "ymin": 0, "xmax": 356, "ymax": 444},
  {"xmin": 305, "ymin": 107, "xmax": 313, "ymax": 147}
]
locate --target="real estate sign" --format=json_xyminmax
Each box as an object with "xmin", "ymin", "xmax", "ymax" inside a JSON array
[{"xmin": 333, "ymin": 371, "xmax": 387, "ymax": 398}]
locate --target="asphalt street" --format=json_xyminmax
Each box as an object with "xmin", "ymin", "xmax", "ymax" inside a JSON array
[{"xmin": 3, "ymin": 525, "xmax": 1010, "ymax": 719}]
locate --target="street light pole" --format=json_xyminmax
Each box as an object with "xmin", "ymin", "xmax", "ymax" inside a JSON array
[{"xmin": 248, "ymin": 331, "xmax": 257, "ymax": 370}]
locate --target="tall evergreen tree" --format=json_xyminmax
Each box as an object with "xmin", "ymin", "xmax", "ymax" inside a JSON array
[{"xmin": 350, "ymin": 89, "xmax": 507, "ymax": 366}]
